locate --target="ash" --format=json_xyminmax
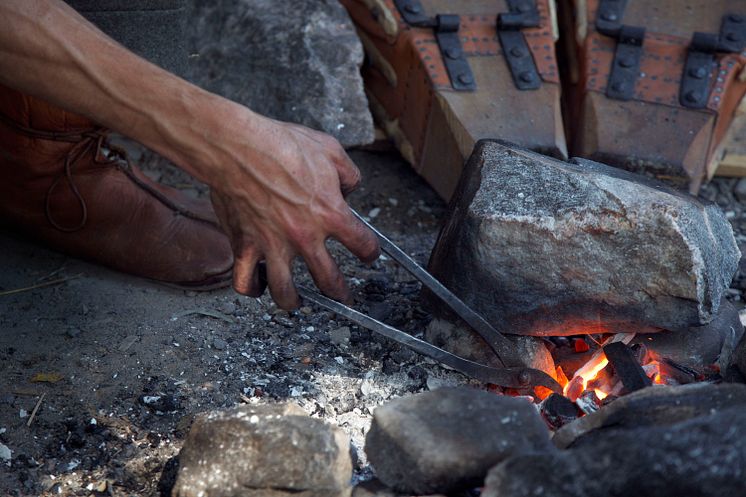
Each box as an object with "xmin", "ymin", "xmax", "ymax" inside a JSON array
[{"xmin": 0, "ymin": 149, "xmax": 470, "ymax": 496}]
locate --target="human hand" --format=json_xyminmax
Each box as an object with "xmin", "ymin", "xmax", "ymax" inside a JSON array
[{"xmin": 207, "ymin": 109, "xmax": 380, "ymax": 309}]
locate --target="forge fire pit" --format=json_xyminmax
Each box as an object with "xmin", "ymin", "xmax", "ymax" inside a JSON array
[{"xmin": 425, "ymin": 140, "xmax": 743, "ymax": 409}]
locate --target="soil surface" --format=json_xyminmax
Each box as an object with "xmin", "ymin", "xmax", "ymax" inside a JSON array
[
  {"xmin": 2, "ymin": 143, "xmax": 746, "ymax": 496},
  {"xmin": 0, "ymin": 146, "xmax": 473, "ymax": 496}
]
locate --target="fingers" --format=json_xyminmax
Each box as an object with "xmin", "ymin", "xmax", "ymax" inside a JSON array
[
  {"xmin": 232, "ymin": 245, "xmax": 266, "ymax": 298},
  {"xmin": 302, "ymin": 244, "xmax": 350, "ymax": 304},
  {"xmin": 333, "ymin": 149, "xmax": 362, "ymax": 196},
  {"xmin": 265, "ymin": 253, "xmax": 300, "ymax": 310},
  {"xmin": 332, "ymin": 211, "xmax": 381, "ymax": 264}
]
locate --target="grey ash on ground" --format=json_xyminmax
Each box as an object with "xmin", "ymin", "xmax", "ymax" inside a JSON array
[{"xmin": 0, "ymin": 150, "xmax": 466, "ymax": 496}]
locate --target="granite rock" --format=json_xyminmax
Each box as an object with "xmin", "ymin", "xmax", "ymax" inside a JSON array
[
  {"xmin": 172, "ymin": 403, "xmax": 353, "ymax": 497},
  {"xmin": 186, "ymin": 0, "xmax": 374, "ymax": 147},
  {"xmin": 553, "ymin": 383, "xmax": 746, "ymax": 449},
  {"xmin": 365, "ymin": 388, "xmax": 553, "ymax": 495},
  {"xmin": 483, "ymin": 406, "xmax": 746, "ymax": 497},
  {"xmin": 428, "ymin": 140, "xmax": 740, "ymax": 336}
]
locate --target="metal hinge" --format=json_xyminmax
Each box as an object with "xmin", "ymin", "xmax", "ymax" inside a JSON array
[
  {"xmin": 497, "ymin": 0, "xmax": 541, "ymax": 90},
  {"xmin": 596, "ymin": 0, "xmax": 645, "ymax": 101},
  {"xmin": 680, "ymin": 14, "xmax": 746, "ymax": 109},
  {"xmin": 393, "ymin": 0, "xmax": 476, "ymax": 91}
]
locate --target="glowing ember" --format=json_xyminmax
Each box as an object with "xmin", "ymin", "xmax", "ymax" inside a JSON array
[
  {"xmin": 563, "ymin": 354, "xmax": 608, "ymax": 397},
  {"xmin": 562, "ymin": 333, "xmax": 636, "ymax": 400}
]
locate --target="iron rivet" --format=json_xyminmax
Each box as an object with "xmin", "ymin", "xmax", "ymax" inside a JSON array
[
  {"xmin": 457, "ymin": 73, "xmax": 474, "ymax": 85},
  {"xmin": 618, "ymin": 57, "xmax": 633, "ymax": 68},
  {"xmin": 404, "ymin": 3, "xmax": 421, "ymax": 14},
  {"xmin": 729, "ymin": 14, "xmax": 743, "ymax": 23},
  {"xmin": 519, "ymin": 71, "xmax": 535, "ymax": 83},
  {"xmin": 685, "ymin": 90, "xmax": 702, "ymax": 103},
  {"xmin": 611, "ymin": 81, "xmax": 625, "ymax": 92},
  {"xmin": 689, "ymin": 66, "xmax": 707, "ymax": 79},
  {"xmin": 510, "ymin": 47, "xmax": 526, "ymax": 58},
  {"xmin": 601, "ymin": 12, "xmax": 618, "ymax": 22}
]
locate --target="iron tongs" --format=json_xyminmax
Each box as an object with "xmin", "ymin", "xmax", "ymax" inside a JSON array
[{"xmin": 298, "ymin": 209, "xmax": 562, "ymax": 394}]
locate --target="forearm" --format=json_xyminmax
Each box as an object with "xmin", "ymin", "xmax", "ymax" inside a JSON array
[{"xmin": 0, "ymin": 0, "xmax": 249, "ymax": 185}]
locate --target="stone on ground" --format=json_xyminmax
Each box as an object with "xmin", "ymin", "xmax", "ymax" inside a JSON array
[
  {"xmin": 425, "ymin": 318, "xmax": 556, "ymax": 375},
  {"xmin": 352, "ymin": 479, "xmax": 446, "ymax": 497},
  {"xmin": 172, "ymin": 403, "xmax": 353, "ymax": 497},
  {"xmin": 365, "ymin": 387, "xmax": 554, "ymax": 495},
  {"xmin": 483, "ymin": 406, "xmax": 746, "ymax": 497},
  {"xmin": 428, "ymin": 140, "xmax": 740, "ymax": 336},
  {"xmin": 553, "ymin": 383, "xmax": 746, "ymax": 449},
  {"xmin": 186, "ymin": 0, "xmax": 374, "ymax": 147}
]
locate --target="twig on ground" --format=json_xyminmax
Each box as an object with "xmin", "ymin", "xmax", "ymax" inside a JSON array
[
  {"xmin": 26, "ymin": 393, "xmax": 46, "ymax": 428},
  {"xmin": 35, "ymin": 263, "xmax": 68, "ymax": 283},
  {"xmin": 0, "ymin": 274, "xmax": 82, "ymax": 297}
]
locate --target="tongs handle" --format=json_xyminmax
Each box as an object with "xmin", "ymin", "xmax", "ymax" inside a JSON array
[{"xmin": 351, "ymin": 209, "xmax": 518, "ymax": 367}]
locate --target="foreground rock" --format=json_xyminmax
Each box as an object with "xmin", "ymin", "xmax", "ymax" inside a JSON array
[
  {"xmin": 365, "ymin": 388, "xmax": 554, "ymax": 495},
  {"xmin": 173, "ymin": 403, "xmax": 352, "ymax": 497},
  {"xmin": 553, "ymin": 383, "xmax": 746, "ymax": 449},
  {"xmin": 352, "ymin": 479, "xmax": 446, "ymax": 497},
  {"xmin": 187, "ymin": 0, "xmax": 374, "ymax": 147},
  {"xmin": 484, "ymin": 407, "xmax": 746, "ymax": 497},
  {"xmin": 428, "ymin": 140, "xmax": 739, "ymax": 336}
]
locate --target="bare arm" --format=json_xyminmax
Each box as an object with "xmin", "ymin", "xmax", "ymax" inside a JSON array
[{"xmin": 0, "ymin": 0, "xmax": 380, "ymax": 308}]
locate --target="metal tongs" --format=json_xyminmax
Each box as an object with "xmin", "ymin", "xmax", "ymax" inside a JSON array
[{"xmin": 298, "ymin": 209, "xmax": 562, "ymax": 394}]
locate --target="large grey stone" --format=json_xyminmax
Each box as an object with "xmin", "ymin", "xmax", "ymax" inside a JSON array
[
  {"xmin": 172, "ymin": 403, "xmax": 353, "ymax": 497},
  {"xmin": 553, "ymin": 383, "xmax": 746, "ymax": 449},
  {"xmin": 483, "ymin": 406, "xmax": 746, "ymax": 497},
  {"xmin": 428, "ymin": 140, "xmax": 740, "ymax": 336},
  {"xmin": 365, "ymin": 388, "xmax": 554, "ymax": 495},
  {"xmin": 186, "ymin": 0, "xmax": 374, "ymax": 147}
]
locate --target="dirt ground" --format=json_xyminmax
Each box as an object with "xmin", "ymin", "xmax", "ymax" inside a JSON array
[
  {"xmin": 2, "ymin": 142, "xmax": 746, "ymax": 497},
  {"xmin": 0, "ymin": 146, "xmax": 476, "ymax": 496}
]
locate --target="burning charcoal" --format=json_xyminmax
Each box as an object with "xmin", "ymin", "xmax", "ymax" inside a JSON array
[
  {"xmin": 564, "ymin": 376, "xmax": 584, "ymax": 402},
  {"xmin": 553, "ymin": 383, "xmax": 746, "ymax": 449},
  {"xmin": 483, "ymin": 406, "xmax": 746, "ymax": 497},
  {"xmin": 540, "ymin": 394, "xmax": 579, "ymax": 430},
  {"xmin": 573, "ymin": 338, "xmax": 590, "ymax": 353},
  {"xmin": 365, "ymin": 388, "xmax": 554, "ymax": 495},
  {"xmin": 603, "ymin": 342, "xmax": 652, "ymax": 393},
  {"xmin": 172, "ymin": 403, "xmax": 352, "ymax": 497},
  {"xmin": 575, "ymin": 390, "xmax": 602, "ymax": 415}
]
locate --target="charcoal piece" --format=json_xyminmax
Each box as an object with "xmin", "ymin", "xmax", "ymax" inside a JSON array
[
  {"xmin": 483, "ymin": 407, "xmax": 746, "ymax": 497},
  {"xmin": 575, "ymin": 390, "xmax": 601, "ymax": 415},
  {"xmin": 603, "ymin": 341, "xmax": 652, "ymax": 393},
  {"xmin": 365, "ymin": 388, "xmax": 554, "ymax": 495},
  {"xmin": 172, "ymin": 403, "xmax": 352, "ymax": 497},
  {"xmin": 427, "ymin": 141, "xmax": 740, "ymax": 336},
  {"xmin": 553, "ymin": 383, "xmax": 746, "ymax": 449},
  {"xmin": 540, "ymin": 393, "xmax": 579, "ymax": 429}
]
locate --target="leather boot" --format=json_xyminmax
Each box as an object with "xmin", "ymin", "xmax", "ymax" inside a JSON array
[{"xmin": 0, "ymin": 85, "xmax": 234, "ymax": 289}]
